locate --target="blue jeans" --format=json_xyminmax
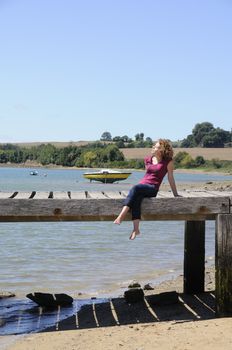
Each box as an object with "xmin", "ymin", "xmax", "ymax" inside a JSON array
[{"xmin": 124, "ymin": 184, "xmax": 158, "ymax": 220}]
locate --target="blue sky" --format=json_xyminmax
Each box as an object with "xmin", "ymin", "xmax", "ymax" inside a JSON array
[{"xmin": 0, "ymin": 0, "xmax": 231, "ymax": 143}]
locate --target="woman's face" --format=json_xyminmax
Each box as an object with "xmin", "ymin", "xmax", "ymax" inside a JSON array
[{"xmin": 152, "ymin": 142, "xmax": 162, "ymax": 157}]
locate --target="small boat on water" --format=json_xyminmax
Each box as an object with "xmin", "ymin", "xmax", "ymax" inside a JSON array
[
  {"xmin": 83, "ymin": 169, "xmax": 131, "ymax": 184},
  {"xmin": 30, "ymin": 170, "xmax": 38, "ymax": 176}
]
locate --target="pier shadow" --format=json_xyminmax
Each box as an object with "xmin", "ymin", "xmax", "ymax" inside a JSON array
[{"xmin": 42, "ymin": 291, "xmax": 216, "ymax": 332}]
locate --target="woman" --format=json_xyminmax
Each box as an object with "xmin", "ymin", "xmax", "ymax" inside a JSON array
[{"xmin": 114, "ymin": 139, "xmax": 180, "ymax": 240}]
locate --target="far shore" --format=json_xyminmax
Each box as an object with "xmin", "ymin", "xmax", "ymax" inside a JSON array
[{"xmin": 0, "ymin": 162, "xmax": 231, "ymax": 177}]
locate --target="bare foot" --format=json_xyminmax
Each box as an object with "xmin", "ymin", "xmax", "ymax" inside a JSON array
[
  {"xmin": 129, "ymin": 230, "xmax": 140, "ymax": 240},
  {"xmin": 114, "ymin": 217, "xmax": 121, "ymax": 225}
]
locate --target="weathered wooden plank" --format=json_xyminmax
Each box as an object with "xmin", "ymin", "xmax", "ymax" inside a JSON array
[
  {"xmin": 156, "ymin": 193, "xmax": 165, "ymax": 198},
  {"xmin": 195, "ymin": 191, "xmax": 218, "ymax": 197},
  {"xmin": 52, "ymin": 191, "xmax": 70, "ymax": 199},
  {"xmin": 163, "ymin": 190, "xmax": 195, "ymax": 198},
  {"xmin": 160, "ymin": 190, "xmax": 195, "ymax": 198},
  {"xmin": 33, "ymin": 192, "xmax": 50, "ymax": 199},
  {"xmin": 103, "ymin": 191, "xmax": 124, "ymax": 199},
  {"xmin": 184, "ymin": 221, "xmax": 205, "ymax": 294},
  {"xmin": 179, "ymin": 191, "xmax": 197, "ymax": 197},
  {"xmin": 183, "ymin": 191, "xmax": 212, "ymax": 197},
  {"xmin": 218, "ymin": 191, "xmax": 232, "ymax": 196},
  {"xmin": 141, "ymin": 197, "xmax": 229, "ymax": 219},
  {"xmin": 176, "ymin": 191, "xmax": 197, "ymax": 198},
  {"xmin": 0, "ymin": 196, "xmax": 229, "ymax": 222},
  {"xmin": 69, "ymin": 192, "xmax": 86, "ymax": 199},
  {"xmin": 87, "ymin": 192, "xmax": 107, "ymax": 199},
  {"xmin": 206, "ymin": 191, "xmax": 232, "ymax": 197},
  {"xmin": 0, "ymin": 192, "xmax": 15, "ymax": 199},
  {"xmin": 13, "ymin": 192, "xmax": 34, "ymax": 199},
  {"xmin": 156, "ymin": 192, "xmax": 172, "ymax": 198},
  {"xmin": 215, "ymin": 214, "xmax": 232, "ymax": 316},
  {"xmin": 120, "ymin": 191, "xmax": 129, "ymax": 197}
]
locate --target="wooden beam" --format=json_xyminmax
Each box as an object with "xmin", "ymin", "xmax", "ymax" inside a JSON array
[
  {"xmin": 0, "ymin": 196, "xmax": 229, "ymax": 222},
  {"xmin": 184, "ymin": 221, "xmax": 205, "ymax": 294},
  {"xmin": 215, "ymin": 214, "xmax": 232, "ymax": 317}
]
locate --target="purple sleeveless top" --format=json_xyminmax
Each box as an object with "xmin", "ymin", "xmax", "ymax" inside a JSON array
[{"xmin": 139, "ymin": 156, "xmax": 170, "ymax": 188}]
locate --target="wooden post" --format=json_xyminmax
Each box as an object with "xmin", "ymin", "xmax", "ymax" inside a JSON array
[
  {"xmin": 184, "ymin": 221, "xmax": 205, "ymax": 294},
  {"xmin": 215, "ymin": 214, "xmax": 232, "ymax": 317}
]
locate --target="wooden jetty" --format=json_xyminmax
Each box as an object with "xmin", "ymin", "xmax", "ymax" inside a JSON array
[{"xmin": 0, "ymin": 189, "xmax": 232, "ymax": 317}]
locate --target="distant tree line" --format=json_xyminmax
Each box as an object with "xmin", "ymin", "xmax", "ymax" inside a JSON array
[
  {"xmin": 0, "ymin": 142, "xmax": 143, "ymax": 169},
  {"xmin": 100, "ymin": 131, "xmax": 153, "ymax": 148},
  {"xmin": 0, "ymin": 122, "xmax": 231, "ymax": 171},
  {"xmin": 101, "ymin": 122, "xmax": 231, "ymax": 148},
  {"xmin": 0, "ymin": 141, "xmax": 231, "ymax": 172}
]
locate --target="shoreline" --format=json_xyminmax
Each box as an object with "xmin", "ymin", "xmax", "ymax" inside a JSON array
[{"xmin": 0, "ymin": 162, "xmax": 231, "ymax": 176}]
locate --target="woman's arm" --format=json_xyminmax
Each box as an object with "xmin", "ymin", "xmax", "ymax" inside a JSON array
[
  {"xmin": 144, "ymin": 156, "xmax": 151, "ymax": 170},
  {"xmin": 167, "ymin": 160, "xmax": 180, "ymax": 197}
]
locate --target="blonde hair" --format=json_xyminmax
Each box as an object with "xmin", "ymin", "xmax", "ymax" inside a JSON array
[{"xmin": 156, "ymin": 139, "xmax": 174, "ymax": 160}]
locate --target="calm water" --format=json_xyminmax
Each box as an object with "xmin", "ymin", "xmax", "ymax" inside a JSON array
[
  {"xmin": 0, "ymin": 167, "xmax": 230, "ymax": 337},
  {"xmin": 0, "ymin": 166, "xmax": 231, "ymax": 191}
]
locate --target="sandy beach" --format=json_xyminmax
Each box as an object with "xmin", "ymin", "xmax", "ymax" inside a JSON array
[{"xmin": 4, "ymin": 318, "xmax": 232, "ymax": 350}]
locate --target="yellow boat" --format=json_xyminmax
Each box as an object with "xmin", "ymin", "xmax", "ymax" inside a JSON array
[{"xmin": 83, "ymin": 169, "xmax": 132, "ymax": 183}]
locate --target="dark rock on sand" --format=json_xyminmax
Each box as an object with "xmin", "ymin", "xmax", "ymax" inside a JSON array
[
  {"xmin": 0, "ymin": 291, "xmax": 16, "ymax": 299},
  {"xmin": 146, "ymin": 291, "xmax": 179, "ymax": 306},
  {"xmin": 124, "ymin": 288, "xmax": 144, "ymax": 303},
  {"xmin": 143, "ymin": 283, "xmax": 154, "ymax": 291},
  {"xmin": 26, "ymin": 292, "xmax": 73, "ymax": 308},
  {"xmin": 128, "ymin": 282, "xmax": 141, "ymax": 288}
]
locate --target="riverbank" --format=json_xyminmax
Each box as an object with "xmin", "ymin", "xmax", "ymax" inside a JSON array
[{"xmin": 4, "ymin": 267, "xmax": 232, "ymax": 350}]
